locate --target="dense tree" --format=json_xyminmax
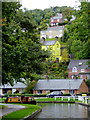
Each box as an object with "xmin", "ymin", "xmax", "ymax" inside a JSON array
[
  {"xmin": 66, "ymin": 2, "xmax": 89, "ymax": 59},
  {"xmin": 61, "ymin": 49, "xmax": 69, "ymax": 62},
  {"xmin": 2, "ymin": 2, "xmax": 49, "ymax": 85},
  {"xmin": 29, "ymin": 6, "xmax": 74, "ymax": 30},
  {"xmin": 62, "ymin": 7, "xmax": 73, "ymax": 21}
]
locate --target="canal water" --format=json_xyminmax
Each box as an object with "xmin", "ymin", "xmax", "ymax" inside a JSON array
[{"xmin": 34, "ymin": 103, "xmax": 89, "ymax": 119}]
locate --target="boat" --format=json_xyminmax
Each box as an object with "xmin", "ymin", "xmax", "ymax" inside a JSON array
[{"xmin": 4, "ymin": 96, "xmax": 36, "ymax": 105}]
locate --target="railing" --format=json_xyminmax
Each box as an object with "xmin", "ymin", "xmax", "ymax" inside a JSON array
[{"xmin": 54, "ymin": 96, "xmax": 90, "ymax": 104}]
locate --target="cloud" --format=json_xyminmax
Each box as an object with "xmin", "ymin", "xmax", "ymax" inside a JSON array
[{"xmin": 20, "ymin": 0, "xmax": 80, "ymax": 10}]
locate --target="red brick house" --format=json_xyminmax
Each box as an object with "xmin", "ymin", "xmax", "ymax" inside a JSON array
[
  {"xmin": 33, "ymin": 79, "xmax": 88, "ymax": 95},
  {"xmin": 50, "ymin": 13, "xmax": 63, "ymax": 26},
  {"xmin": 68, "ymin": 60, "xmax": 90, "ymax": 79}
]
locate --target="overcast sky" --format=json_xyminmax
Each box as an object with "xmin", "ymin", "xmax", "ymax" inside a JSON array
[{"xmin": 20, "ymin": 0, "xmax": 81, "ymax": 10}]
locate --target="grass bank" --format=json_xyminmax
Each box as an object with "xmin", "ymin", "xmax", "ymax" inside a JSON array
[
  {"xmin": 0, "ymin": 105, "xmax": 7, "ymax": 109},
  {"xmin": 2, "ymin": 104, "xmax": 41, "ymax": 120},
  {"xmin": 35, "ymin": 98, "xmax": 79, "ymax": 102}
]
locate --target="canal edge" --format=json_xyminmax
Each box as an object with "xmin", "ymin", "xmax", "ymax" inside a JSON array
[
  {"xmin": 75, "ymin": 102, "xmax": 90, "ymax": 107},
  {"xmin": 21, "ymin": 108, "xmax": 42, "ymax": 120},
  {"xmin": 36, "ymin": 101, "xmax": 75, "ymax": 103}
]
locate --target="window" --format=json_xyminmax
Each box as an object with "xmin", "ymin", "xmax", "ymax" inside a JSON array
[
  {"xmin": 38, "ymin": 90, "xmax": 42, "ymax": 94},
  {"xmin": 49, "ymin": 31, "xmax": 52, "ymax": 33},
  {"xmin": 57, "ymin": 48, "xmax": 59, "ymax": 51},
  {"xmin": 57, "ymin": 19, "xmax": 59, "ymax": 22},
  {"xmin": 59, "ymin": 30, "xmax": 62, "ymax": 32},
  {"xmin": 49, "ymin": 36, "xmax": 52, "ymax": 38},
  {"xmin": 71, "ymin": 75, "xmax": 74, "ymax": 79},
  {"xmin": 72, "ymin": 67, "xmax": 77, "ymax": 72},
  {"xmin": 69, "ymin": 90, "xmax": 75, "ymax": 95},
  {"xmin": 46, "ymin": 46, "xmax": 48, "ymax": 50},
  {"xmin": 49, "ymin": 51, "xmax": 51, "ymax": 54},
  {"xmin": 56, "ymin": 58, "xmax": 59, "ymax": 62},
  {"xmin": 78, "ymin": 62, "xmax": 82, "ymax": 65},
  {"xmin": 81, "ymin": 69, "xmax": 85, "ymax": 72},
  {"xmin": 51, "ymin": 19, "xmax": 54, "ymax": 22},
  {"xmin": 29, "ymin": 97, "xmax": 32, "ymax": 101},
  {"xmin": 80, "ymin": 75, "xmax": 83, "ymax": 79},
  {"xmin": 18, "ymin": 98, "xmax": 20, "ymax": 101}
]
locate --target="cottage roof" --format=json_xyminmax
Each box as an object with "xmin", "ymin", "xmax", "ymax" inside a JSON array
[
  {"xmin": 43, "ymin": 40, "xmax": 56, "ymax": 46},
  {"xmin": 40, "ymin": 26, "xmax": 64, "ymax": 34},
  {"xmin": 51, "ymin": 13, "xmax": 63, "ymax": 19},
  {"xmin": 33, "ymin": 79, "xmax": 84, "ymax": 90},
  {"xmin": 0, "ymin": 82, "xmax": 26, "ymax": 89},
  {"xmin": 47, "ymin": 26, "xmax": 64, "ymax": 31},
  {"xmin": 68, "ymin": 60, "xmax": 90, "ymax": 69}
]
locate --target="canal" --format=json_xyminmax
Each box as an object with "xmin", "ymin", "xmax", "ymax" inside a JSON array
[{"xmin": 34, "ymin": 103, "xmax": 89, "ymax": 119}]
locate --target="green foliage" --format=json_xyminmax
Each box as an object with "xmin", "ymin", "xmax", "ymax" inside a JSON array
[
  {"xmin": 62, "ymin": 7, "xmax": 73, "ymax": 21},
  {"xmin": 44, "ymin": 62, "xmax": 69, "ymax": 79},
  {"xmin": 2, "ymin": 104, "xmax": 41, "ymax": 120},
  {"xmin": 66, "ymin": 2, "xmax": 89, "ymax": 59},
  {"xmin": 29, "ymin": 6, "xmax": 74, "ymax": 31},
  {"xmin": 24, "ymin": 80, "xmax": 37, "ymax": 93},
  {"xmin": 61, "ymin": 49, "xmax": 69, "ymax": 62},
  {"xmin": 85, "ymin": 79, "xmax": 90, "ymax": 88},
  {"xmin": 2, "ymin": 2, "xmax": 49, "ymax": 85}
]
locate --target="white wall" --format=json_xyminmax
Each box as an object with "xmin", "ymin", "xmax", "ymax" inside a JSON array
[{"xmin": 12, "ymin": 89, "xmax": 16, "ymax": 94}]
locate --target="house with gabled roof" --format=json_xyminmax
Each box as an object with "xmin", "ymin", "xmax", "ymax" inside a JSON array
[
  {"xmin": 33, "ymin": 79, "xmax": 88, "ymax": 95},
  {"xmin": 68, "ymin": 60, "xmax": 90, "ymax": 79},
  {"xmin": 50, "ymin": 13, "xmax": 63, "ymax": 26},
  {"xmin": 0, "ymin": 82, "xmax": 26, "ymax": 95},
  {"xmin": 40, "ymin": 26, "xmax": 64, "ymax": 40},
  {"xmin": 42, "ymin": 40, "xmax": 62, "ymax": 62}
]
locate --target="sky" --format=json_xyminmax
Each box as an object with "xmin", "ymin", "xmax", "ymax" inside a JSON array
[{"xmin": 20, "ymin": 0, "xmax": 81, "ymax": 10}]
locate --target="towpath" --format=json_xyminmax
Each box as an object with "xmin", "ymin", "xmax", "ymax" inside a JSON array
[{"xmin": 0, "ymin": 103, "xmax": 26, "ymax": 117}]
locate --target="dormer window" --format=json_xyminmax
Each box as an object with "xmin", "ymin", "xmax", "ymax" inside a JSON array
[
  {"xmin": 79, "ymin": 62, "xmax": 82, "ymax": 65},
  {"xmin": 72, "ymin": 67, "xmax": 77, "ymax": 72}
]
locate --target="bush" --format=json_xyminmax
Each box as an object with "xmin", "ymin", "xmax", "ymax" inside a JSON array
[
  {"xmin": 63, "ymin": 93, "xmax": 71, "ymax": 96},
  {"xmin": 4, "ymin": 94, "xmax": 47, "ymax": 97},
  {"xmin": 33, "ymin": 94, "xmax": 47, "ymax": 97}
]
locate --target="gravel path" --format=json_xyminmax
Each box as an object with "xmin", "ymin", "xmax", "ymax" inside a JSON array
[{"xmin": 0, "ymin": 103, "xmax": 26, "ymax": 117}]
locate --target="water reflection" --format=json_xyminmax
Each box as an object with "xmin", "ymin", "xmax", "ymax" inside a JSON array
[{"xmin": 35, "ymin": 103, "xmax": 88, "ymax": 119}]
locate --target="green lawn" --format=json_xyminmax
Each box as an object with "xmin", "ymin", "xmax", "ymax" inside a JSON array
[
  {"xmin": 0, "ymin": 105, "xmax": 7, "ymax": 109},
  {"xmin": 2, "ymin": 104, "xmax": 41, "ymax": 120},
  {"xmin": 0, "ymin": 98, "xmax": 6, "ymax": 102},
  {"xmin": 35, "ymin": 98, "xmax": 78, "ymax": 102},
  {"xmin": 45, "ymin": 38, "xmax": 56, "ymax": 41}
]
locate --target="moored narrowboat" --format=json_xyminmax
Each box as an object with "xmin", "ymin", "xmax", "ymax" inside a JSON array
[{"xmin": 4, "ymin": 96, "xmax": 36, "ymax": 105}]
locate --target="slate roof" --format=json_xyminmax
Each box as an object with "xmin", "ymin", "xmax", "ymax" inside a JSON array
[
  {"xmin": 33, "ymin": 79, "xmax": 84, "ymax": 90},
  {"xmin": 68, "ymin": 60, "xmax": 90, "ymax": 69},
  {"xmin": 47, "ymin": 26, "xmax": 64, "ymax": 31},
  {"xmin": 0, "ymin": 82, "xmax": 26, "ymax": 89},
  {"xmin": 43, "ymin": 40, "xmax": 56, "ymax": 46},
  {"xmin": 41, "ymin": 27, "xmax": 64, "ymax": 33}
]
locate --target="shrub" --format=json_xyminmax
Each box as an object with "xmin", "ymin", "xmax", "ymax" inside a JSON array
[{"xmin": 63, "ymin": 93, "xmax": 71, "ymax": 96}]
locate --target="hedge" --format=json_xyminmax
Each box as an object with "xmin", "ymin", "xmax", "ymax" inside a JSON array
[
  {"xmin": 4, "ymin": 94, "xmax": 47, "ymax": 97},
  {"xmin": 4, "ymin": 93, "xmax": 71, "ymax": 97}
]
